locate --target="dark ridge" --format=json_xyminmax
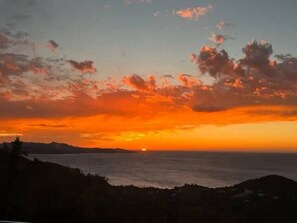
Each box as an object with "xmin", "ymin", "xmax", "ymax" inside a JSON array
[
  {"xmin": 0, "ymin": 141, "xmax": 132, "ymax": 154},
  {"xmin": 1, "ymin": 149, "xmax": 297, "ymax": 223},
  {"xmin": 234, "ymin": 175, "xmax": 297, "ymax": 195}
]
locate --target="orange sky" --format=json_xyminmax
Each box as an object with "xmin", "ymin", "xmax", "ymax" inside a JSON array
[
  {"xmin": 1, "ymin": 2, "xmax": 297, "ymax": 151},
  {"xmin": 2, "ymin": 105, "xmax": 297, "ymax": 152}
]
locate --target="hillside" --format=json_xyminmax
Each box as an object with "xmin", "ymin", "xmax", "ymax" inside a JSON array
[
  {"xmin": 0, "ymin": 150, "xmax": 297, "ymax": 223},
  {"xmin": 0, "ymin": 141, "xmax": 131, "ymax": 154}
]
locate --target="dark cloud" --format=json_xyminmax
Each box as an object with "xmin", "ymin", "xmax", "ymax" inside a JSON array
[
  {"xmin": 275, "ymin": 54, "xmax": 297, "ymax": 81},
  {"xmin": 189, "ymin": 40, "xmax": 297, "ymax": 112},
  {"xmin": 192, "ymin": 46, "xmax": 238, "ymax": 78},
  {"xmin": 0, "ymin": 28, "xmax": 31, "ymax": 48},
  {"xmin": 48, "ymin": 40, "xmax": 59, "ymax": 53},
  {"xmin": 29, "ymin": 123, "xmax": 69, "ymax": 128},
  {"xmin": 123, "ymin": 74, "xmax": 156, "ymax": 92},
  {"xmin": 0, "ymin": 53, "xmax": 51, "ymax": 77},
  {"xmin": 192, "ymin": 105, "xmax": 225, "ymax": 112},
  {"xmin": 163, "ymin": 74, "xmax": 174, "ymax": 79},
  {"xmin": 68, "ymin": 60, "xmax": 97, "ymax": 74},
  {"xmin": 240, "ymin": 41, "xmax": 274, "ymax": 75},
  {"xmin": 247, "ymin": 108, "xmax": 297, "ymax": 118}
]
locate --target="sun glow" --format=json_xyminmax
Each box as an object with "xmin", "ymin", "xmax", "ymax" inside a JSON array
[{"xmin": 141, "ymin": 148, "xmax": 147, "ymax": 152}]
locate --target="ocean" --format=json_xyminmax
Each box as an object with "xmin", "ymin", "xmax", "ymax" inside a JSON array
[{"xmin": 29, "ymin": 151, "xmax": 297, "ymax": 188}]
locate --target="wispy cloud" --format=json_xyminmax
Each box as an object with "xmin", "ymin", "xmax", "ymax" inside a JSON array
[
  {"xmin": 0, "ymin": 33, "xmax": 9, "ymax": 49},
  {"xmin": 153, "ymin": 11, "xmax": 160, "ymax": 17},
  {"xmin": 216, "ymin": 21, "xmax": 230, "ymax": 30},
  {"xmin": 209, "ymin": 33, "xmax": 234, "ymax": 46},
  {"xmin": 47, "ymin": 40, "xmax": 59, "ymax": 53},
  {"xmin": 0, "ymin": 131, "xmax": 23, "ymax": 137},
  {"xmin": 103, "ymin": 4, "xmax": 111, "ymax": 9},
  {"xmin": 29, "ymin": 123, "xmax": 69, "ymax": 128},
  {"xmin": 124, "ymin": 0, "xmax": 151, "ymax": 5},
  {"xmin": 174, "ymin": 5, "xmax": 213, "ymax": 20}
]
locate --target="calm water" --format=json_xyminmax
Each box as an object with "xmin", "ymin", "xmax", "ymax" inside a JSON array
[{"xmin": 29, "ymin": 151, "xmax": 297, "ymax": 188}]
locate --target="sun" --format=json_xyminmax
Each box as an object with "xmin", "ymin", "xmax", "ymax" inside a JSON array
[{"xmin": 141, "ymin": 148, "xmax": 147, "ymax": 152}]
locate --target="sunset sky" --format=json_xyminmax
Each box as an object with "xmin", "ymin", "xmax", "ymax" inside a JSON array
[{"xmin": 1, "ymin": 0, "xmax": 297, "ymax": 151}]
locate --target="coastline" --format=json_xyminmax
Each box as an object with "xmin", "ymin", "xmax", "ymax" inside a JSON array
[{"xmin": 1, "ymin": 151, "xmax": 297, "ymax": 223}]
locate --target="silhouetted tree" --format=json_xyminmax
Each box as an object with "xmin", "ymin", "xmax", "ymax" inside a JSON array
[{"xmin": 11, "ymin": 137, "xmax": 23, "ymax": 156}]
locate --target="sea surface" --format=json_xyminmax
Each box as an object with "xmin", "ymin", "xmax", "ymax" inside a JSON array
[{"xmin": 29, "ymin": 151, "xmax": 297, "ymax": 188}]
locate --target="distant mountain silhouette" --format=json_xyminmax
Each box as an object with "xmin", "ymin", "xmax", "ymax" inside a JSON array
[{"xmin": 0, "ymin": 141, "xmax": 131, "ymax": 154}]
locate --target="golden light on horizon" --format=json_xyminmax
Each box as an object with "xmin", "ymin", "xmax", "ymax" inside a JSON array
[{"xmin": 1, "ymin": 0, "xmax": 297, "ymax": 155}]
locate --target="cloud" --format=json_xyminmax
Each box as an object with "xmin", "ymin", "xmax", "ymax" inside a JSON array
[
  {"xmin": 153, "ymin": 11, "xmax": 160, "ymax": 17},
  {"xmin": 5, "ymin": 31, "xmax": 29, "ymax": 39},
  {"xmin": 275, "ymin": 54, "xmax": 297, "ymax": 81},
  {"xmin": 103, "ymin": 4, "xmax": 111, "ymax": 9},
  {"xmin": 1, "ymin": 25, "xmax": 297, "ymax": 141},
  {"xmin": 124, "ymin": 0, "xmax": 151, "ymax": 4},
  {"xmin": 247, "ymin": 107, "xmax": 297, "ymax": 118},
  {"xmin": 29, "ymin": 123, "xmax": 69, "ymax": 128},
  {"xmin": 209, "ymin": 33, "xmax": 234, "ymax": 46},
  {"xmin": 0, "ymin": 29, "xmax": 57, "ymax": 81},
  {"xmin": 11, "ymin": 14, "xmax": 32, "ymax": 21},
  {"xmin": 192, "ymin": 105, "xmax": 225, "ymax": 113},
  {"xmin": 80, "ymin": 133, "xmax": 113, "ymax": 142},
  {"xmin": 175, "ymin": 5, "xmax": 213, "ymax": 20},
  {"xmin": 47, "ymin": 40, "xmax": 59, "ymax": 53},
  {"xmin": 0, "ymin": 30, "xmax": 96, "ymax": 105},
  {"xmin": 1, "ymin": 32, "xmax": 297, "ymax": 122},
  {"xmin": 177, "ymin": 74, "xmax": 201, "ymax": 87},
  {"xmin": 190, "ymin": 40, "xmax": 297, "ymax": 112},
  {"xmin": 216, "ymin": 21, "xmax": 230, "ymax": 30},
  {"xmin": 191, "ymin": 46, "xmax": 237, "ymax": 78},
  {"xmin": 0, "ymin": 131, "xmax": 23, "ymax": 137},
  {"xmin": 0, "ymin": 53, "xmax": 51, "ymax": 77},
  {"xmin": 1, "ymin": 40, "xmax": 297, "ymax": 121},
  {"xmin": 0, "ymin": 33, "xmax": 10, "ymax": 49},
  {"xmin": 68, "ymin": 60, "xmax": 97, "ymax": 74},
  {"xmin": 240, "ymin": 40, "xmax": 273, "ymax": 70},
  {"xmin": 123, "ymin": 74, "xmax": 156, "ymax": 92}
]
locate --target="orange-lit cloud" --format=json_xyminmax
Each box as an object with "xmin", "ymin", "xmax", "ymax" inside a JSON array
[
  {"xmin": 2, "ymin": 39, "xmax": 297, "ymax": 120},
  {"xmin": 2, "ymin": 105, "xmax": 297, "ymax": 150},
  {"xmin": 209, "ymin": 33, "xmax": 234, "ymax": 46},
  {"xmin": 177, "ymin": 74, "xmax": 201, "ymax": 87},
  {"xmin": 0, "ymin": 131, "xmax": 23, "ymax": 137},
  {"xmin": 175, "ymin": 5, "xmax": 213, "ymax": 20},
  {"xmin": 1, "ymin": 28, "xmax": 297, "ymax": 150}
]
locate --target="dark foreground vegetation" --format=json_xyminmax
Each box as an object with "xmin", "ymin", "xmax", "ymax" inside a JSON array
[{"xmin": 1, "ymin": 139, "xmax": 297, "ymax": 223}]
